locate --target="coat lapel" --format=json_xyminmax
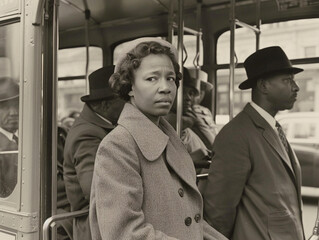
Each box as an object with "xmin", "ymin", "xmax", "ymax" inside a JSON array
[
  {"xmin": 288, "ymin": 144, "xmax": 302, "ymax": 196},
  {"xmin": 160, "ymin": 119, "xmax": 199, "ymax": 192},
  {"xmin": 244, "ymin": 104, "xmax": 296, "ymax": 179},
  {"xmin": 118, "ymin": 103, "xmax": 199, "ymax": 192}
]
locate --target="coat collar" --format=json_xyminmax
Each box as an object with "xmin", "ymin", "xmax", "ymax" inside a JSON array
[
  {"xmin": 118, "ymin": 103, "xmax": 169, "ymax": 161},
  {"xmin": 118, "ymin": 103, "xmax": 199, "ymax": 191},
  {"xmin": 80, "ymin": 104, "xmax": 115, "ymax": 130},
  {"xmin": 243, "ymin": 103, "xmax": 296, "ymax": 179}
]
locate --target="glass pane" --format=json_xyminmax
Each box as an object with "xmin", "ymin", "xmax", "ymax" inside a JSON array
[
  {"xmin": 113, "ymin": 35, "xmax": 203, "ymax": 68},
  {"xmin": 293, "ymin": 122, "xmax": 316, "ymax": 139},
  {"xmin": 0, "ymin": 22, "xmax": 20, "ymax": 199},
  {"xmin": 58, "ymin": 46, "xmax": 103, "ymax": 128},
  {"xmin": 217, "ymin": 29, "xmax": 256, "ymax": 64},
  {"xmin": 217, "ymin": 18, "xmax": 319, "ymax": 64},
  {"xmin": 58, "ymin": 47, "xmax": 103, "ymax": 78},
  {"xmin": 58, "ymin": 79, "xmax": 86, "ymax": 129},
  {"xmin": 215, "ymin": 68, "xmax": 251, "ymax": 125}
]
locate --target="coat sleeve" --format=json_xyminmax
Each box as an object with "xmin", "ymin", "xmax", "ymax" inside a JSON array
[
  {"xmin": 73, "ymin": 129, "xmax": 103, "ymax": 200},
  {"xmin": 91, "ymin": 130, "xmax": 179, "ymax": 240},
  {"xmin": 202, "ymin": 125, "xmax": 251, "ymax": 238}
]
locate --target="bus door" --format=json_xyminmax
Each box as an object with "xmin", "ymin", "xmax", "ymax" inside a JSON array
[{"xmin": 0, "ymin": 0, "xmax": 49, "ymax": 239}]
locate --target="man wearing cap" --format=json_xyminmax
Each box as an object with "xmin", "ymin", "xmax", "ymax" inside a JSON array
[
  {"xmin": 0, "ymin": 80, "xmax": 19, "ymax": 198},
  {"xmin": 63, "ymin": 65, "xmax": 125, "ymax": 240},
  {"xmin": 165, "ymin": 68, "xmax": 218, "ymax": 171},
  {"xmin": 188, "ymin": 68, "xmax": 219, "ymax": 150},
  {"xmin": 202, "ymin": 46, "xmax": 305, "ymax": 240}
]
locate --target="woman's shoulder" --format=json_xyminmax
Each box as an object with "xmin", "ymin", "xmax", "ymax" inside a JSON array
[{"xmin": 100, "ymin": 124, "xmax": 133, "ymax": 146}]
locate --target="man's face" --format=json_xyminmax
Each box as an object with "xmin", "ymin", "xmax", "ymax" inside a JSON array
[
  {"xmin": 265, "ymin": 73, "xmax": 299, "ymax": 111},
  {"xmin": 0, "ymin": 98, "xmax": 19, "ymax": 133},
  {"xmin": 183, "ymin": 86, "xmax": 198, "ymax": 112}
]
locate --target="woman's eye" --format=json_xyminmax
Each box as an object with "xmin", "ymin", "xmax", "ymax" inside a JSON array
[
  {"xmin": 146, "ymin": 77, "xmax": 157, "ymax": 81},
  {"xmin": 167, "ymin": 77, "xmax": 175, "ymax": 82}
]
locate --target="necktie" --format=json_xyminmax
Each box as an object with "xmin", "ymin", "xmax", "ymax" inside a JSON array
[
  {"xmin": 12, "ymin": 134, "xmax": 18, "ymax": 145},
  {"xmin": 276, "ymin": 121, "xmax": 289, "ymax": 153}
]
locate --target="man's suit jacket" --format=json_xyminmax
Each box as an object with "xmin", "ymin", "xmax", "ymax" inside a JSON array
[
  {"xmin": 63, "ymin": 104, "xmax": 114, "ymax": 240},
  {"xmin": 90, "ymin": 103, "xmax": 227, "ymax": 240},
  {"xmin": 202, "ymin": 103, "xmax": 304, "ymax": 240},
  {"xmin": 0, "ymin": 131, "xmax": 18, "ymax": 198}
]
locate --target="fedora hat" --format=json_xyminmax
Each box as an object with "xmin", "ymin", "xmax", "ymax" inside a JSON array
[
  {"xmin": 0, "ymin": 79, "xmax": 19, "ymax": 102},
  {"xmin": 239, "ymin": 46, "xmax": 303, "ymax": 90},
  {"xmin": 81, "ymin": 65, "xmax": 116, "ymax": 102},
  {"xmin": 187, "ymin": 68, "xmax": 213, "ymax": 92}
]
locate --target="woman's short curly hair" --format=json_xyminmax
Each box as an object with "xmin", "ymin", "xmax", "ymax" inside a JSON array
[{"xmin": 109, "ymin": 41, "xmax": 182, "ymax": 101}]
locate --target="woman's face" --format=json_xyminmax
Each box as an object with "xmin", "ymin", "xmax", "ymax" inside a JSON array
[{"xmin": 130, "ymin": 54, "xmax": 177, "ymax": 124}]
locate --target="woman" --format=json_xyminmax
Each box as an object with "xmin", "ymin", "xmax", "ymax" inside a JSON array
[{"xmin": 89, "ymin": 38, "xmax": 227, "ymax": 240}]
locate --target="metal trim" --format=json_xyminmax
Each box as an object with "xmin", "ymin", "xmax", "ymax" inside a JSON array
[{"xmin": 0, "ymin": 210, "xmax": 38, "ymax": 233}]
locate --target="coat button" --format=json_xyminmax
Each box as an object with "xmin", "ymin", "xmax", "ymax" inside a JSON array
[
  {"xmin": 178, "ymin": 188, "xmax": 184, "ymax": 197},
  {"xmin": 185, "ymin": 217, "xmax": 192, "ymax": 226},
  {"xmin": 194, "ymin": 214, "xmax": 201, "ymax": 223}
]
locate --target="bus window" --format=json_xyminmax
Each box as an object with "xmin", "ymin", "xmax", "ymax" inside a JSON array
[
  {"xmin": 113, "ymin": 35, "xmax": 203, "ymax": 68},
  {"xmin": 58, "ymin": 47, "xmax": 102, "ymax": 125},
  {"xmin": 216, "ymin": 18, "xmax": 319, "ymax": 125},
  {"xmin": 0, "ymin": 22, "xmax": 20, "ymax": 201},
  {"xmin": 216, "ymin": 68, "xmax": 250, "ymax": 125}
]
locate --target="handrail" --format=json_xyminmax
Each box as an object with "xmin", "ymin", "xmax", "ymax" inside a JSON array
[
  {"xmin": 308, "ymin": 199, "xmax": 319, "ymax": 239},
  {"xmin": 235, "ymin": 19, "xmax": 261, "ymax": 33},
  {"xmin": 228, "ymin": 0, "xmax": 261, "ymax": 120},
  {"xmin": 184, "ymin": 26, "xmax": 202, "ymax": 36},
  {"xmin": 197, "ymin": 173, "xmax": 209, "ymax": 179},
  {"xmin": 43, "ymin": 209, "xmax": 89, "ymax": 240},
  {"xmin": 0, "ymin": 150, "xmax": 19, "ymax": 154}
]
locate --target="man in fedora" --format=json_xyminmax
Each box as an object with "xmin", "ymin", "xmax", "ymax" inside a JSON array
[
  {"xmin": 202, "ymin": 46, "xmax": 305, "ymax": 240},
  {"xmin": 0, "ymin": 79, "xmax": 19, "ymax": 198},
  {"xmin": 63, "ymin": 65, "xmax": 125, "ymax": 240}
]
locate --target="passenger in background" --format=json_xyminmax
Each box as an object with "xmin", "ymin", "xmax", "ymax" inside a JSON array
[
  {"xmin": 90, "ymin": 38, "xmax": 227, "ymax": 240},
  {"xmin": 0, "ymin": 79, "xmax": 19, "ymax": 198},
  {"xmin": 165, "ymin": 68, "xmax": 205, "ymax": 153},
  {"xmin": 63, "ymin": 65, "xmax": 125, "ymax": 240},
  {"xmin": 202, "ymin": 46, "xmax": 305, "ymax": 240},
  {"xmin": 165, "ymin": 68, "xmax": 217, "ymax": 171},
  {"xmin": 188, "ymin": 68, "xmax": 219, "ymax": 150},
  {"xmin": 57, "ymin": 126, "xmax": 73, "ymax": 240},
  {"xmin": 60, "ymin": 111, "xmax": 80, "ymax": 131}
]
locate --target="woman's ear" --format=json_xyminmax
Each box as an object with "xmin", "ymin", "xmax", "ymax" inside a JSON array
[{"xmin": 128, "ymin": 90, "xmax": 134, "ymax": 97}]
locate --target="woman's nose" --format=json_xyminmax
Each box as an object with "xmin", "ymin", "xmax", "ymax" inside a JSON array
[{"xmin": 158, "ymin": 78, "xmax": 171, "ymax": 93}]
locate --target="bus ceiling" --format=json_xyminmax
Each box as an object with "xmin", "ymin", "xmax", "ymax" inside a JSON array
[{"xmin": 58, "ymin": 0, "xmax": 319, "ymax": 48}]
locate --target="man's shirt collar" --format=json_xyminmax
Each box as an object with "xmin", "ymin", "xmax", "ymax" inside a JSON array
[
  {"xmin": 0, "ymin": 127, "xmax": 18, "ymax": 142},
  {"xmin": 250, "ymin": 101, "xmax": 276, "ymax": 130},
  {"xmin": 95, "ymin": 112, "xmax": 113, "ymax": 126}
]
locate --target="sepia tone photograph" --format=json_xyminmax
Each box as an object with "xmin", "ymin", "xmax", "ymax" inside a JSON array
[{"xmin": 0, "ymin": 0, "xmax": 319, "ymax": 239}]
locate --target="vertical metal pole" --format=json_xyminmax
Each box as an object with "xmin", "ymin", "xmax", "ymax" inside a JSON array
[
  {"xmin": 255, "ymin": 0, "xmax": 261, "ymax": 50},
  {"xmin": 176, "ymin": 0, "xmax": 184, "ymax": 136},
  {"xmin": 83, "ymin": 1, "xmax": 90, "ymax": 94},
  {"xmin": 168, "ymin": 0, "xmax": 175, "ymax": 44},
  {"xmin": 51, "ymin": 2, "xmax": 59, "ymax": 239},
  {"xmin": 229, "ymin": 0, "xmax": 235, "ymax": 120},
  {"xmin": 52, "ymin": 0, "xmax": 59, "ymax": 216},
  {"xmin": 41, "ymin": 0, "xmax": 58, "ymax": 237},
  {"xmin": 195, "ymin": 0, "xmax": 202, "ymax": 79}
]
